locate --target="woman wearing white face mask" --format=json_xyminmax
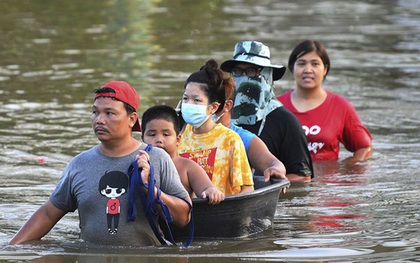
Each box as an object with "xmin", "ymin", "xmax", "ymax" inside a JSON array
[{"xmin": 178, "ymin": 59, "xmax": 254, "ymax": 196}]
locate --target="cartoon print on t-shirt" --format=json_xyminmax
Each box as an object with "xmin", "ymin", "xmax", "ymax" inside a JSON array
[
  {"xmin": 99, "ymin": 171, "xmax": 129, "ymax": 235},
  {"xmin": 302, "ymin": 125, "xmax": 325, "ymax": 154}
]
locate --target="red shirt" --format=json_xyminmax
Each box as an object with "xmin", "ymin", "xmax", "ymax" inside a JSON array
[
  {"xmin": 277, "ymin": 90, "xmax": 372, "ymax": 160},
  {"xmin": 106, "ymin": 199, "xmax": 120, "ymax": 215}
]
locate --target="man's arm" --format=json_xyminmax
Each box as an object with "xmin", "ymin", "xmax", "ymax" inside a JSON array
[
  {"xmin": 285, "ymin": 173, "xmax": 311, "ymax": 182},
  {"xmin": 247, "ymin": 136, "xmax": 287, "ymax": 182},
  {"xmin": 9, "ymin": 199, "xmax": 66, "ymax": 245},
  {"xmin": 155, "ymin": 190, "xmax": 192, "ymax": 228},
  {"xmin": 247, "ymin": 136, "xmax": 291, "ymax": 193},
  {"xmin": 274, "ymin": 107, "xmax": 314, "ymax": 181}
]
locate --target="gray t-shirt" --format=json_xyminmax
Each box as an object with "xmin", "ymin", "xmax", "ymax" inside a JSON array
[{"xmin": 50, "ymin": 142, "xmax": 188, "ymax": 246}]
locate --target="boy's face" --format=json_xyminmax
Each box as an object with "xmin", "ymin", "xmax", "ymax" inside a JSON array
[{"xmin": 142, "ymin": 119, "xmax": 180, "ymax": 157}]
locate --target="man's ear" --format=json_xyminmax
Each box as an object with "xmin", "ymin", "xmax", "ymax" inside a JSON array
[
  {"xmin": 129, "ymin": 112, "xmax": 139, "ymax": 127},
  {"xmin": 225, "ymin": 99, "xmax": 234, "ymax": 112}
]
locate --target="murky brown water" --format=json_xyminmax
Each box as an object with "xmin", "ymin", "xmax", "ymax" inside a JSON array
[{"xmin": 1, "ymin": 0, "xmax": 419, "ymax": 262}]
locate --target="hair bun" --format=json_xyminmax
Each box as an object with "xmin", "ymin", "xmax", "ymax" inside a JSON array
[{"xmin": 200, "ymin": 59, "xmax": 218, "ymax": 71}]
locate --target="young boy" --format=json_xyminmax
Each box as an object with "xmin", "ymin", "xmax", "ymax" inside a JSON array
[{"xmin": 141, "ymin": 105, "xmax": 225, "ymax": 205}]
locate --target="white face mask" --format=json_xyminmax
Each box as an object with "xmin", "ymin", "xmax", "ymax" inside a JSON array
[
  {"xmin": 181, "ymin": 103, "xmax": 210, "ymax": 128},
  {"xmin": 211, "ymin": 111, "xmax": 225, "ymax": 123}
]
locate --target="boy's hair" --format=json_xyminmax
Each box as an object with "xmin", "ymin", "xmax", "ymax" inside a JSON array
[{"xmin": 141, "ymin": 105, "xmax": 181, "ymax": 136}]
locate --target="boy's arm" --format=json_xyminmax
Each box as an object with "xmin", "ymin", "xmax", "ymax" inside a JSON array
[
  {"xmin": 240, "ymin": 185, "xmax": 254, "ymax": 193},
  {"xmin": 186, "ymin": 159, "xmax": 214, "ymax": 196},
  {"xmin": 9, "ymin": 199, "xmax": 66, "ymax": 245},
  {"xmin": 186, "ymin": 159, "xmax": 224, "ymax": 204}
]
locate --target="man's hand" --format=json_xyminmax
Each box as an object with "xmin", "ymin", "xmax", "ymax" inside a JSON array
[
  {"xmin": 263, "ymin": 167, "xmax": 289, "ymax": 194},
  {"xmin": 136, "ymin": 150, "xmax": 150, "ymax": 184}
]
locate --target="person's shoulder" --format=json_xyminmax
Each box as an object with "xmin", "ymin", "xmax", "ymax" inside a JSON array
[
  {"xmin": 231, "ymin": 123, "xmax": 256, "ymax": 138},
  {"xmin": 213, "ymin": 124, "xmax": 243, "ymax": 144},
  {"xmin": 177, "ymin": 155, "xmax": 201, "ymax": 170},
  {"xmin": 325, "ymin": 90, "xmax": 355, "ymax": 109},
  {"xmin": 268, "ymin": 105, "xmax": 297, "ymax": 119},
  {"xmin": 147, "ymin": 144, "xmax": 171, "ymax": 160},
  {"xmin": 264, "ymin": 106, "xmax": 303, "ymax": 131},
  {"xmin": 214, "ymin": 123, "xmax": 230, "ymax": 131},
  {"xmin": 149, "ymin": 145, "xmax": 168, "ymax": 155},
  {"xmin": 276, "ymin": 89, "xmax": 293, "ymax": 101},
  {"xmin": 214, "ymin": 123, "xmax": 233, "ymax": 133},
  {"xmin": 69, "ymin": 145, "xmax": 98, "ymax": 163},
  {"xmin": 326, "ymin": 89, "xmax": 348, "ymax": 102},
  {"xmin": 220, "ymin": 124, "xmax": 242, "ymax": 139}
]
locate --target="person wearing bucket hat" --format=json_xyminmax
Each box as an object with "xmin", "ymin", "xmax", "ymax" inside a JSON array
[
  {"xmin": 9, "ymin": 80, "xmax": 192, "ymax": 246},
  {"xmin": 220, "ymin": 40, "xmax": 286, "ymax": 81},
  {"xmin": 221, "ymin": 41, "xmax": 313, "ymax": 182},
  {"xmin": 277, "ymin": 40, "xmax": 372, "ymax": 162}
]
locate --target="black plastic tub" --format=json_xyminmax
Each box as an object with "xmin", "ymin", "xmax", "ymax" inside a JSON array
[{"xmin": 169, "ymin": 176, "xmax": 290, "ymax": 240}]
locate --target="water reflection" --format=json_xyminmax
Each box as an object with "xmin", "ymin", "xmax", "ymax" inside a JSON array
[
  {"xmin": 0, "ymin": 0, "xmax": 153, "ymax": 106},
  {"xmin": 146, "ymin": 0, "xmax": 237, "ymax": 104},
  {"xmin": 1, "ymin": 0, "xmax": 419, "ymax": 262}
]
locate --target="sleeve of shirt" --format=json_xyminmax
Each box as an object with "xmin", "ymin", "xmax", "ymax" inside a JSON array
[
  {"xmin": 231, "ymin": 124, "xmax": 256, "ymax": 152},
  {"xmin": 340, "ymin": 98, "xmax": 372, "ymax": 152},
  {"xmin": 49, "ymin": 162, "xmax": 78, "ymax": 213},
  {"xmin": 272, "ymin": 107, "xmax": 314, "ymax": 178}
]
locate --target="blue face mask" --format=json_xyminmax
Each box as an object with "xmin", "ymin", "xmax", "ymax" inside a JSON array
[{"xmin": 181, "ymin": 103, "xmax": 210, "ymax": 128}]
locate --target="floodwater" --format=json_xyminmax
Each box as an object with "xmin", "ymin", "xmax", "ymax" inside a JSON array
[{"xmin": 0, "ymin": 0, "xmax": 419, "ymax": 262}]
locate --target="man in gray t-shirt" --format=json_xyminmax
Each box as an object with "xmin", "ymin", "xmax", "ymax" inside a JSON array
[{"xmin": 9, "ymin": 81, "xmax": 191, "ymax": 246}]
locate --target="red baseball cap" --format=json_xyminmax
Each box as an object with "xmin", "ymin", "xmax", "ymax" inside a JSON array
[{"xmin": 94, "ymin": 81, "xmax": 141, "ymax": 132}]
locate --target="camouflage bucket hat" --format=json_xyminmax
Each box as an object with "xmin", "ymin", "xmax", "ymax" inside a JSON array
[{"xmin": 221, "ymin": 41, "xmax": 286, "ymax": 81}]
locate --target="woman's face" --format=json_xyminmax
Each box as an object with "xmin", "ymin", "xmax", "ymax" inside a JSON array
[
  {"xmin": 293, "ymin": 51, "xmax": 327, "ymax": 90},
  {"xmin": 182, "ymin": 83, "xmax": 209, "ymax": 106},
  {"xmin": 182, "ymin": 82, "xmax": 221, "ymax": 122}
]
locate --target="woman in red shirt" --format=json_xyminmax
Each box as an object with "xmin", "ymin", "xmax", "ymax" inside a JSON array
[{"xmin": 277, "ymin": 40, "xmax": 372, "ymax": 162}]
